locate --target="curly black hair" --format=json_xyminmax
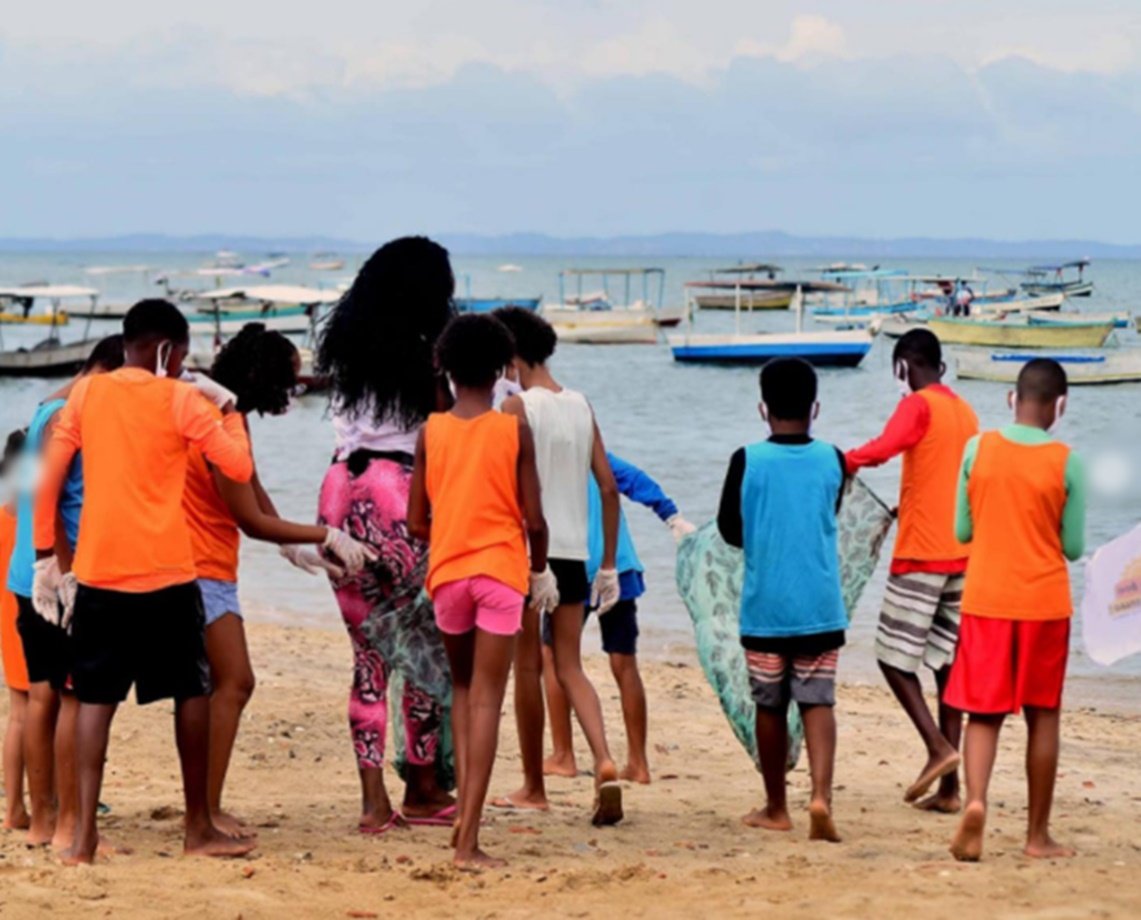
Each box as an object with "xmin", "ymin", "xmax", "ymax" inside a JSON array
[
  {"xmin": 210, "ymin": 324, "xmax": 299, "ymax": 416},
  {"xmin": 436, "ymin": 314, "xmax": 516, "ymax": 389},
  {"xmin": 493, "ymin": 306, "xmax": 557, "ymax": 366},
  {"xmin": 1, "ymin": 428, "xmax": 26, "ymax": 476},
  {"xmin": 316, "ymin": 236, "xmax": 455, "ymax": 429},
  {"xmin": 82, "ymin": 334, "xmax": 125, "ymax": 373}
]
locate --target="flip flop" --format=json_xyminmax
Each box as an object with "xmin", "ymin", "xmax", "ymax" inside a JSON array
[
  {"xmin": 358, "ymin": 812, "xmax": 405, "ymax": 836},
  {"xmin": 591, "ymin": 781, "xmax": 624, "ymax": 827},
  {"xmin": 401, "ymin": 803, "xmax": 458, "ymax": 827},
  {"xmin": 904, "ymin": 753, "xmax": 961, "ymax": 803},
  {"xmin": 489, "ymin": 796, "xmax": 550, "ymax": 812}
]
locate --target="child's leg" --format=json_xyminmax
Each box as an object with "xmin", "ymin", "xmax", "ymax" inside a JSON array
[
  {"xmin": 24, "ymin": 681, "xmax": 59, "ymax": 846},
  {"xmin": 3, "ymin": 689, "xmax": 29, "ymax": 829},
  {"xmin": 800, "ymin": 704, "xmax": 841, "ymax": 842},
  {"xmin": 439, "ymin": 631, "xmax": 475, "ymax": 832},
  {"xmin": 917, "ymin": 665, "xmax": 963, "ymax": 813},
  {"xmin": 609, "ymin": 654, "xmax": 650, "ymax": 784},
  {"xmin": 542, "ymin": 639, "xmax": 577, "ymax": 777},
  {"xmin": 548, "ymin": 602, "xmax": 615, "ymax": 780},
  {"xmin": 61, "ymin": 702, "xmax": 115, "ymax": 865},
  {"xmin": 1023, "ymin": 705, "xmax": 1073, "ymax": 859},
  {"xmin": 454, "ymin": 628, "xmax": 515, "ymax": 869},
  {"xmin": 495, "ymin": 607, "xmax": 548, "ymax": 810},
  {"xmin": 745, "ymin": 701, "xmax": 792, "ymax": 830},
  {"xmin": 50, "ymin": 693, "xmax": 78, "ymax": 852},
  {"xmin": 204, "ymin": 614, "xmax": 257, "ymax": 838},
  {"xmin": 950, "ymin": 713, "xmax": 1004, "ymax": 862}
]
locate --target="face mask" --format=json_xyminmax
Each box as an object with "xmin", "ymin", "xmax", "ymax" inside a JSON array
[
  {"xmin": 894, "ymin": 359, "xmax": 912, "ymax": 398},
  {"xmin": 155, "ymin": 341, "xmax": 173, "ymax": 379},
  {"xmin": 493, "ymin": 375, "xmax": 523, "ymax": 407}
]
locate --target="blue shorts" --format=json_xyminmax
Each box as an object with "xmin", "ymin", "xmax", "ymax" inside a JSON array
[
  {"xmin": 542, "ymin": 598, "xmax": 639, "ymax": 656},
  {"xmin": 198, "ymin": 579, "xmax": 241, "ymax": 627}
]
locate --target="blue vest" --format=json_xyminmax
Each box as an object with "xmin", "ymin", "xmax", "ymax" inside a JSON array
[
  {"xmin": 739, "ymin": 439, "xmax": 846, "ymax": 639},
  {"xmin": 6, "ymin": 400, "xmax": 84, "ymax": 598}
]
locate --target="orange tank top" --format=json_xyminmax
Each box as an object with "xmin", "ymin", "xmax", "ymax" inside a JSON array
[
  {"xmin": 183, "ymin": 405, "xmax": 242, "ymax": 582},
  {"xmin": 424, "ymin": 411, "xmax": 529, "ymax": 596},
  {"xmin": 894, "ymin": 388, "xmax": 979, "ymax": 561},
  {"xmin": 0, "ymin": 508, "xmax": 29, "ymax": 691},
  {"xmin": 961, "ymin": 431, "xmax": 1072, "ymax": 621}
]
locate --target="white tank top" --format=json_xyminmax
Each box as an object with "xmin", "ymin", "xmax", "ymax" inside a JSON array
[{"xmin": 519, "ymin": 387, "xmax": 593, "ymax": 561}]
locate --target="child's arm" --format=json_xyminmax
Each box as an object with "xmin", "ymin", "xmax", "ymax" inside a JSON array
[
  {"xmin": 716, "ymin": 449, "xmax": 745, "ymax": 548},
  {"xmin": 1061, "ymin": 451, "xmax": 1087, "ymax": 562},
  {"xmin": 33, "ymin": 382, "xmax": 86, "ymax": 555},
  {"xmin": 954, "ymin": 436, "xmax": 979, "ymax": 545},
  {"xmin": 407, "ymin": 428, "xmax": 431, "ymax": 542},
  {"xmin": 516, "ymin": 419, "xmax": 549, "ymax": 572},
  {"xmin": 590, "ymin": 419, "xmax": 620, "ymax": 571},
  {"xmin": 213, "ymin": 469, "xmax": 329, "ymax": 545},
  {"xmin": 607, "ymin": 452, "xmax": 678, "ymax": 522},
  {"xmin": 845, "ymin": 394, "xmax": 930, "ymax": 473}
]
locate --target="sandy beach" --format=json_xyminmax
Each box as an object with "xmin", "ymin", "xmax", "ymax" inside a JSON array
[{"xmin": 0, "ymin": 620, "xmax": 1138, "ymax": 919}]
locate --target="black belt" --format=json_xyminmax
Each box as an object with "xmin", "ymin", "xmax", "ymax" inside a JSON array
[{"xmin": 338, "ymin": 449, "xmax": 414, "ymax": 477}]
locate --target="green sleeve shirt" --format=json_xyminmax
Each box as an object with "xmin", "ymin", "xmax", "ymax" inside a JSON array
[{"xmin": 954, "ymin": 424, "xmax": 1086, "ymax": 561}]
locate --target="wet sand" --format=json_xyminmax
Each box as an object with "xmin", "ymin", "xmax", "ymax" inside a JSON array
[{"xmin": 1, "ymin": 621, "xmax": 1138, "ymax": 919}]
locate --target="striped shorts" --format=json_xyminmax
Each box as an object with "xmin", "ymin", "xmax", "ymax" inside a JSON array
[
  {"xmin": 745, "ymin": 649, "xmax": 839, "ymax": 709},
  {"xmin": 875, "ymin": 572, "xmax": 963, "ymax": 674}
]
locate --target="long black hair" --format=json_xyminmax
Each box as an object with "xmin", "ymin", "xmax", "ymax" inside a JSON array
[
  {"xmin": 211, "ymin": 323, "xmax": 299, "ymax": 416},
  {"xmin": 316, "ymin": 236, "xmax": 455, "ymax": 429}
]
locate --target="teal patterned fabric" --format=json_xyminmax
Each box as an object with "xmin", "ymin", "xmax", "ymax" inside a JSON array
[{"xmin": 676, "ymin": 476, "xmax": 894, "ymax": 771}]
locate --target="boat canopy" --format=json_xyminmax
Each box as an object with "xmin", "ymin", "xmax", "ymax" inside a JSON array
[
  {"xmin": 560, "ymin": 268, "xmax": 665, "ymax": 276},
  {"xmin": 685, "ymin": 279, "xmax": 849, "ymax": 294},
  {"xmin": 709, "ymin": 263, "xmax": 783, "ymax": 274},
  {"xmin": 198, "ymin": 285, "xmax": 340, "ymax": 306},
  {"xmin": 0, "ymin": 285, "xmax": 100, "ymax": 300},
  {"xmin": 1030, "ymin": 260, "xmax": 1091, "ymax": 272},
  {"xmin": 818, "ymin": 268, "xmax": 909, "ymax": 280}
]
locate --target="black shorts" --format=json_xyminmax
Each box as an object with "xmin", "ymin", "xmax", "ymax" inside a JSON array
[
  {"xmin": 549, "ymin": 558, "xmax": 589, "ymax": 607},
  {"xmin": 542, "ymin": 598, "xmax": 640, "ymax": 656},
  {"xmin": 70, "ymin": 582, "xmax": 212, "ymax": 706},
  {"xmin": 15, "ymin": 595, "xmax": 72, "ymax": 690}
]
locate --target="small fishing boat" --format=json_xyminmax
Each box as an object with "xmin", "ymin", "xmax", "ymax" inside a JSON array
[
  {"xmin": 927, "ymin": 317, "xmax": 1113, "ymax": 349},
  {"xmin": 190, "ymin": 285, "xmax": 339, "ymax": 336},
  {"xmin": 1028, "ymin": 311, "xmax": 1131, "ymax": 329},
  {"xmin": 1021, "ymin": 260, "xmax": 1094, "ymax": 298},
  {"xmin": 309, "ymin": 254, "xmax": 345, "ymax": 271},
  {"xmin": 544, "ymin": 268, "xmax": 671, "ymax": 344},
  {"xmin": 690, "ymin": 264, "xmax": 793, "ymax": 310},
  {"xmin": 955, "ymin": 350, "xmax": 1141, "ymax": 385},
  {"xmin": 0, "ymin": 286, "xmax": 104, "ymax": 377},
  {"xmin": 454, "ymin": 276, "xmax": 541, "ymax": 314}
]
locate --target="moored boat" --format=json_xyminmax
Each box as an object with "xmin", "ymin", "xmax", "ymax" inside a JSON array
[
  {"xmin": 955, "ymin": 350, "xmax": 1141, "ymax": 385},
  {"xmin": 189, "ymin": 285, "xmax": 339, "ymax": 336},
  {"xmin": 690, "ymin": 263, "xmax": 793, "ymax": 310},
  {"xmin": 927, "ymin": 317, "xmax": 1113, "ymax": 349},
  {"xmin": 545, "ymin": 268, "xmax": 669, "ymax": 344},
  {"xmin": 1028, "ymin": 310, "xmax": 1130, "ymax": 329},
  {"xmin": 1021, "ymin": 260, "xmax": 1094, "ymax": 298},
  {"xmin": 0, "ymin": 285, "xmax": 104, "ymax": 377}
]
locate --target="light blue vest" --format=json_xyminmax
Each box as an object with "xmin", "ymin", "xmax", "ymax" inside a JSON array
[{"xmin": 739, "ymin": 439, "xmax": 846, "ymax": 639}]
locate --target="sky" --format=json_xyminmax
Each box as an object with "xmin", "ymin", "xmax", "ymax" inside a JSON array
[{"xmin": 2, "ymin": 1, "xmax": 1140, "ymax": 242}]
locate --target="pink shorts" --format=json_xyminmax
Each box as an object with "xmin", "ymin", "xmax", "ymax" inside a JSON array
[{"xmin": 433, "ymin": 576, "xmax": 525, "ymax": 637}]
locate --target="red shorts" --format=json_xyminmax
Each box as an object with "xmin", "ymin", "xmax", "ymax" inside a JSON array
[{"xmin": 945, "ymin": 613, "xmax": 1070, "ymax": 715}]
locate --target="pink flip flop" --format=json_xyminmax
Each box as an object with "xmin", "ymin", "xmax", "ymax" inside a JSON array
[
  {"xmin": 400, "ymin": 804, "xmax": 458, "ymax": 827},
  {"xmin": 358, "ymin": 812, "xmax": 405, "ymax": 836}
]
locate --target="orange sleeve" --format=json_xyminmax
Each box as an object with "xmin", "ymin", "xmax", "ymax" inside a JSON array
[
  {"xmin": 33, "ymin": 379, "xmax": 88, "ymax": 552},
  {"xmin": 171, "ymin": 387, "xmax": 254, "ymax": 484}
]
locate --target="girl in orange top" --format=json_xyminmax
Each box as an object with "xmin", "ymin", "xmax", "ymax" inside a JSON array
[
  {"xmin": 181, "ymin": 325, "xmax": 374, "ymax": 837},
  {"xmin": 408, "ymin": 314, "xmax": 555, "ymax": 871},
  {"xmin": 0, "ymin": 431, "xmax": 30, "ymax": 831}
]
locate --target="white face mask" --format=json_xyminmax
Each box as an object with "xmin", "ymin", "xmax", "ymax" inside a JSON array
[
  {"xmin": 894, "ymin": 359, "xmax": 913, "ymax": 398},
  {"xmin": 155, "ymin": 340, "xmax": 173, "ymax": 379}
]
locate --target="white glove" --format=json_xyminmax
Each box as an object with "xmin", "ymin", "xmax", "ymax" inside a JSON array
[
  {"xmin": 31, "ymin": 556, "xmax": 62, "ymax": 625},
  {"xmin": 528, "ymin": 566, "xmax": 560, "ymax": 615},
  {"xmin": 591, "ymin": 567, "xmax": 621, "ymax": 615},
  {"xmin": 280, "ymin": 544, "xmax": 346, "ymax": 579},
  {"xmin": 58, "ymin": 572, "xmax": 78, "ymax": 632},
  {"xmin": 181, "ymin": 371, "xmax": 238, "ymax": 410},
  {"xmin": 323, "ymin": 527, "xmax": 378, "ymax": 576},
  {"xmin": 667, "ymin": 514, "xmax": 697, "ymax": 543}
]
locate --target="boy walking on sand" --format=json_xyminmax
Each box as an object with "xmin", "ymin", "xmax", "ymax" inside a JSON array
[
  {"xmin": 948, "ymin": 359, "xmax": 1085, "ymax": 862},
  {"xmin": 846, "ymin": 329, "xmax": 978, "ymax": 812},
  {"xmin": 717, "ymin": 358, "xmax": 846, "ymax": 842}
]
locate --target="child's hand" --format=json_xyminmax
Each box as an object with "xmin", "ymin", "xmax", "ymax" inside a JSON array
[
  {"xmin": 58, "ymin": 572, "xmax": 78, "ymax": 632},
  {"xmin": 31, "ymin": 556, "xmax": 62, "ymax": 625},
  {"xmin": 323, "ymin": 528, "xmax": 378, "ymax": 576},
  {"xmin": 667, "ymin": 514, "xmax": 697, "ymax": 543},
  {"xmin": 528, "ymin": 567, "xmax": 560, "ymax": 614},
  {"xmin": 281, "ymin": 544, "xmax": 346, "ymax": 579},
  {"xmin": 591, "ymin": 568, "xmax": 621, "ymax": 615},
  {"xmin": 181, "ymin": 371, "xmax": 239, "ymax": 411}
]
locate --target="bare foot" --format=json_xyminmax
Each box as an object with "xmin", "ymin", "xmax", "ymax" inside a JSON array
[
  {"xmin": 543, "ymin": 753, "xmax": 578, "ymax": 778},
  {"xmin": 5, "ymin": 810, "xmax": 31, "ymax": 831},
  {"xmin": 1024, "ymin": 835, "xmax": 1076, "ymax": 859},
  {"xmin": 212, "ymin": 811, "xmax": 257, "ymax": 839},
  {"xmin": 490, "ymin": 790, "xmax": 550, "ymax": 812},
  {"xmin": 60, "ymin": 845, "xmax": 94, "ymax": 867},
  {"xmin": 914, "ymin": 791, "xmax": 962, "ymax": 814},
  {"xmin": 184, "ymin": 826, "xmax": 257, "ymax": 858},
  {"xmin": 455, "ymin": 848, "xmax": 507, "ymax": 872},
  {"xmin": 51, "ymin": 826, "xmax": 75, "ymax": 852},
  {"xmin": 905, "ymin": 749, "xmax": 961, "ymax": 803},
  {"xmin": 808, "ymin": 800, "xmax": 842, "ymax": 843},
  {"xmin": 742, "ymin": 806, "xmax": 793, "ymax": 831},
  {"xmin": 619, "ymin": 763, "xmax": 651, "ymax": 785},
  {"xmin": 950, "ymin": 801, "xmax": 986, "ymax": 862}
]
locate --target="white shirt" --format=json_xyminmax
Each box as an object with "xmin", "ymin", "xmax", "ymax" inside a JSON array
[
  {"xmin": 519, "ymin": 387, "xmax": 593, "ymax": 561},
  {"xmin": 332, "ymin": 399, "xmax": 420, "ymax": 460}
]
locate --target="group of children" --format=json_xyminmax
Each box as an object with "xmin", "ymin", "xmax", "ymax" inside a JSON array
[
  {"xmin": 718, "ymin": 329, "xmax": 1083, "ymax": 862},
  {"xmin": 0, "ymin": 284, "xmax": 1086, "ymax": 871}
]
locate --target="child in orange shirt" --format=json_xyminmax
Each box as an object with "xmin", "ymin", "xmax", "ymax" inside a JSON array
[
  {"xmin": 0, "ymin": 430, "xmax": 30, "ymax": 831},
  {"xmin": 408, "ymin": 314, "xmax": 556, "ymax": 870},
  {"xmin": 948, "ymin": 359, "xmax": 1085, "ymax": 862}
]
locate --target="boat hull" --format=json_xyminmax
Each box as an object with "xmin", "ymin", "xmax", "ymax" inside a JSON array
[
  {"xmin": 1022, "ymin": 281, "xmax": 1094, "ymax": 298},
  {"xmin": 455, "ymin": 296, "xmax": 541, "ymax": 313},
  {"xmin": 695, "ymin": 292, "xmax": 793, "ymax": 311},
  {"xmin": 668, "ymin": 331, "xmax": 872, "ymax": 367},
  {"xmin": 956, "ymin": 350, "xmax": 1141, "ymax": 385},
  {"xmin": 188, "ymin": 307, "xmax": 314, "ymax": 336},
  {"xmin": 0, "ymin": 339, "xmax": 100, "ymax": 377},
  {"xmin": 1028, "ymin": 311, "xmax": 1130, "ymax": 329},
  {"xmin": 927, "ymin": 318, "xmax": 1113, "ymax": 349},
  {"xmin": 543, "ymin": 309, "xmax": 660, "ymax": 345}
]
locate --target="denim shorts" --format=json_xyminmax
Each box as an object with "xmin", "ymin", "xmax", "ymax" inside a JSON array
[{"xmin": 198, "ymin": 578, "xmax": 242, "ymax": 627}]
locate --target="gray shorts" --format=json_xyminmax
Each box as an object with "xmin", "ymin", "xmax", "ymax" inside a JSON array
[
  {"xmin": 876, "ymin": 572, "xmax": 962, "ymax": 673},
  {"xmin": 745, "ymin": 648, "xmax": 839, "ymax": 709}
]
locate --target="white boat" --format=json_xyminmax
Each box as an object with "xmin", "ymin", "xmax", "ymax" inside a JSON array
[
  {"xmin": 1021, "ymin": 260, "xmax": 1094, "ymax": 298},
  {"xmin": 309, "ymin": 253, "xmax": 345, "ymax": 271},
  {"xmin": 955, "ymin": 350, "xmax": 1141, "ymax": 385},
  {"xmin": 189, "ymin": 285, "xmax": 339, "ymax": 336},
  {"xmin": 544, "ymin": 268, "xmax": 670, "ymax": 344},
  {"xmin": 0, "ymin": 286, "xmax": 104, "ymax": 377}
]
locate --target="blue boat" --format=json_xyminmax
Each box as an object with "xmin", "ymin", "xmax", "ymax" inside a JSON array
[{"xmin": 455, "ymin": 296, "xmax": 541, "ymax": 313}]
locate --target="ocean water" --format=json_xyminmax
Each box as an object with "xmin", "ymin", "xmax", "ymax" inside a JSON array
[{"xmin": 2, "ymin": 251, "xmax": 1139, "ymax": 708}]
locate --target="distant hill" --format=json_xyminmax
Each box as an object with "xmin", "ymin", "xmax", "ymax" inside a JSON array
[{"xmin": 1, "ymin": 231, "xmax": 1137, "ymax": 260}]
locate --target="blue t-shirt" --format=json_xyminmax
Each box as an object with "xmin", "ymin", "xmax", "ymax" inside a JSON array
[
  {"xmin": 587, "ymin": 452, "xmax": 678, "ymax": 601},
  {"xmin": 6, "ymin": 399, "xmax": 83, "ymax": 598},
  {"xmin": 739, "ymin": 439, "xmax": 846, "ymax": 639}
]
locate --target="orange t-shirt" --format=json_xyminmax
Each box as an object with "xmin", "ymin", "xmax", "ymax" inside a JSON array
[
  {"xmin": 0, "ymin": 507, "xmax": 29, "ymax": 692},
  {"xmin": 34, "ymin": 368, "xmax": 253, "ymax": 593},
  {"xmin": 894, "ymin": 388, "xmax": 979, "ymax": 562},
  {"xmin": 183, "ymin": 404, "xmax": 244, "ymax": 583},
  {"xmin": 424, "ymin": 411, "xmax": 529, "ymax": 596},
  {"xmin": 961, "ymin": 432, "xmax": 1072, "ymax": 621}
]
